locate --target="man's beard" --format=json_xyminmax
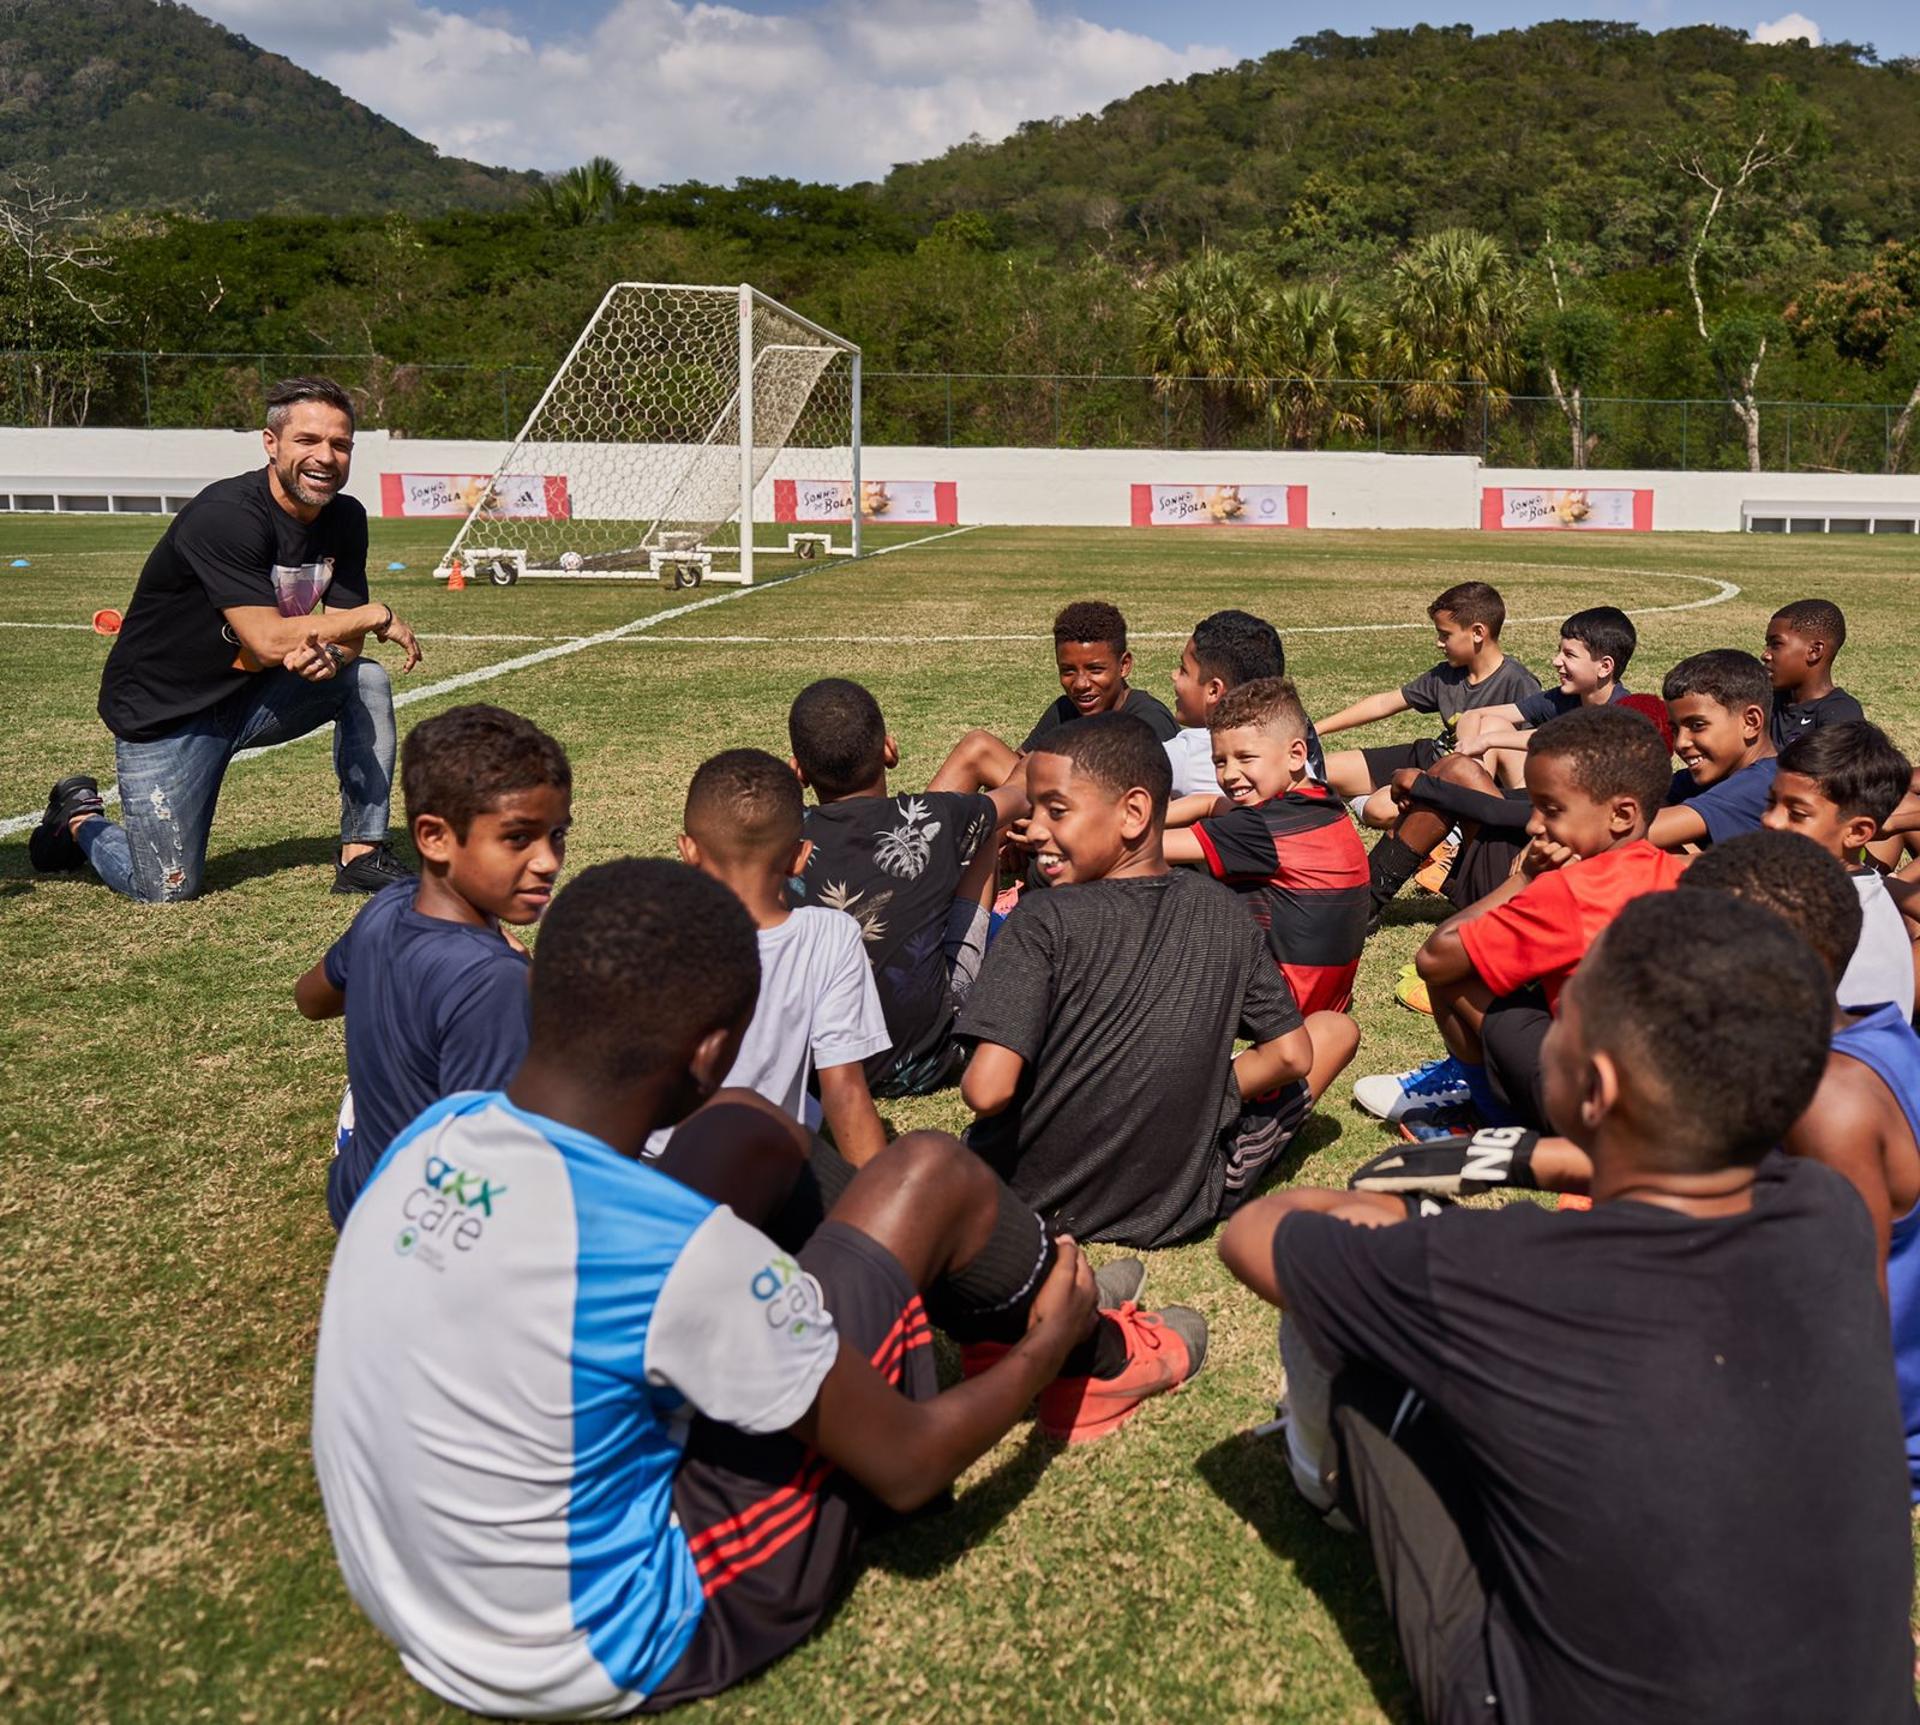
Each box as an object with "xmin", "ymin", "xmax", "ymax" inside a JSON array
[{"xmin": 277, "ymin": 456, "xmax": 339, "ymax": 508}]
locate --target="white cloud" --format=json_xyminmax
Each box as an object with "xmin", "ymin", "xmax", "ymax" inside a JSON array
[
  {"xmin": 188, "ymin": 0, "xmax": 1233, "ymax": 184},
  {"xmin": 1750, "ymin": 11, "xmax": 1822, "ymax": 45}
]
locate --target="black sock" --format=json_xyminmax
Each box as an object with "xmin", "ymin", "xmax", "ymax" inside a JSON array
[
  {"xmin": 923, "ymin": 1179, "xmax": 1054, "ymax": 1344},
  {"xmin": 1367, "ymin": 834, "xmax": 1422, "ymax": 917},
  {"xmin": 1059, "ymin": 1314, "xmax": 1131, "ymax": 1380}
]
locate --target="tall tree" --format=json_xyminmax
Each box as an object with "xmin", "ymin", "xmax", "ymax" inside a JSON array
[
  {"xmin": 1136, "ymin": 248, "xmax": 1279, "ymax": 448},
  {"xmin": 1532, "ymin": 231, "xmax": 1616, "ymax": 469},
  {"xmin": 1373, "ymin": 228, "xmax": 1528, "ymax": 449},
  {"xmin": 0, "ymin": 169, "xmax": 120, "ymax": 425},
  {"xmin": 1268, "ymin": 283, "xmax": 1367, "ymax": 448},
  {"xmin": 530, "ymin": 157, "xmax": 627, "ymax": 227}
]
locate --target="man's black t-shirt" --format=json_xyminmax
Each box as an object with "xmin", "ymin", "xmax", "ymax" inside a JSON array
[
  {"xmin": 1771, "ymin": 685, "xmax": 1865, "ymax": 751},
  {"xmin": 1021, "ymin": 687, "xmax": 1180, "ymax": 753},
  {"xmin": 99, "ymin": 467, "xmax": 370, "ymax": 742},
  {"xmin": 1274, "ymin": 1155, "xmax": 1915, "ymax": 1725},
  {"xmin": 959, "ymin": 869, "xmax": 1303, "ymax": 1247},
  {"xmin": 797, "ymin": 790, "xmax": 998, "ymax": 1083}
]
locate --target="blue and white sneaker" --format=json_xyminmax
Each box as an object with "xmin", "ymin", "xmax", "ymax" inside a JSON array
[
  {"xmin": 1352, "ymin": 1056, "xmax": 1473, "ymax": 1123},
  {"xmin": 1398, "ymin": 1101, "xmax": 1483, "ymax": 1142}
]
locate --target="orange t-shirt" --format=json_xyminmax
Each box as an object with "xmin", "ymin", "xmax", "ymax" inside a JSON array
[{"xmin": 1457, "ymin": 839, "xmax": 1690, "ymax": 1012}]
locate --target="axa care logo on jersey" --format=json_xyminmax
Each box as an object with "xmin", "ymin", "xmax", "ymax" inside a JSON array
[
  {"xmin": 394, "ymin": 1151, "xmax": 508, "ymax": 1266},
  {"xmin": 750, "ymin": 1254, "xmax": 826, "ymax": 1338}
]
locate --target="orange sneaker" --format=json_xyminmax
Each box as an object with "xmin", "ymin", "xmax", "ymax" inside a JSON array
[
  {"xmin": 1413, "ymin": 837, "xmax": 1458, "ymax": 895},
  {"xmin": 1036, "ymin": 1302, "xmax": 1208, "ymax": 1445}
]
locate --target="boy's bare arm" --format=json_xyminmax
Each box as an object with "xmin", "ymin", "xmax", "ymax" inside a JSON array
[
  {"xmin": 1647, "ymin": 803, "xmax": 1708, "ymax": 851},
  {"xmin": 1219, "ymin": 1188, "xmax": 1410, "ymax": 1307},
  {"xmin": 294, "ymin": 959, "xmax": 346, "ymax": 1020},
  {"xmin": 985, "ymin": 778, "xmax": 1031, "ymax": 827},
  {"xmin": 961, "ymin": 1042, "xmax": 1025, "ymax": 1117},
  {"xmin": 1166, "ymin": 793, "xmax": 1228, "ymax": 828},
  {"xmin": 1784, "ymin": 1066, "xmax": 1895, "ymax": 1296},
  {"xmin": 1162, "ymin": 828, "xmax": 1207, "ymax": 865},
  {"xmin": 1314, "ymin": 689, "xmax": 1410, "ymax": 736},
  {"xmin": 1233, "ymin": 1025, "xmax": 1313, "ymax": 1099},
  {"xmin": 789, "ymin": 1240, "xmax": 1094, "ymax": 1511},
  {"xmin": 816, "ymin": 1061, "xmax": 888, "ymax": 1168}
]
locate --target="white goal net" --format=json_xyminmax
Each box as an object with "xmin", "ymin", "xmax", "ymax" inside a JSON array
[{"xmin": 437, "ymin": 283, "xmax": 859, "ymax": 586}]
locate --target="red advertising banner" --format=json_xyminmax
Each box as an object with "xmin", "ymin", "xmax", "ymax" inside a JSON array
[
  {"xmin": 1129, "ymin": 483, "xmax": 1308, "ymax": 528},
  {"xmin": 1480, "ymin": 487, "xmax": 1653, "ymax": 531},
  {"xmin": 380, "ymin": 473, "xmax": 570, "ymax": 519},
  {"xmin": 773, "ymin": 479, "xmax": 958, "ymax": 524}
]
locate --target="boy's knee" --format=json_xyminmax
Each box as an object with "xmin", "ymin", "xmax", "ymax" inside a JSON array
[
  {"xmin": 878, "ymin": 1129, "xmax": 993, "ymax": 1203},
  {"xmin": 1427, "ymin": 753, "xmax": 1489, "ymax": 788}
]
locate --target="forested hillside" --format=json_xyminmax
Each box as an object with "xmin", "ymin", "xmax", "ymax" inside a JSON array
[
  {"xmin": 0, "ymin": 0, "xmax": 534, "ymax": 216},
  {"xmin": 4, "ymin": 17, "xmax": 1918, "ymax": 469}
]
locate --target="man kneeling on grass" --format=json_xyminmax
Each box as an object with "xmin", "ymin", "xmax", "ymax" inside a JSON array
[
  {"xmin": 1219, "ymin": 891, "xmax": 1916, "ymax": 1725},
  {"xmin": 313, "ymin": 858, "xmax": 1200, "ymax": 1719}
]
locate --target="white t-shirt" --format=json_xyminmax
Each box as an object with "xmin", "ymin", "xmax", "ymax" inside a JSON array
[
  {"xmin": 312, "ymin": 1093, "xmax": 840, "ymax": 1718},
  {"xmin": 646, "ymin": 906, "xmax": 889, "ymax": 1156},
  {"xmin": 1165, "ymin": 727, "xmax": 1220, "ymax": 799},
  {"xmin": 1842, "ymin": 871, "xmax": 1916, "ymax": 1020}
]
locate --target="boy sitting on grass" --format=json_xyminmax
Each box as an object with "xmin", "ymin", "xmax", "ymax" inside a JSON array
[
  {"xmin": 788, "ymin": 678, "xmax": 1027, "ymax": 1098},
  {"xmin": 313, "ymin": 857, "xmax": 1204, "ymax": 1719},
  {"xmin": 1763, "ymin": 720, "xmax": 1915, "ymax": 1019},
  {"xmin": 294, "ymin": 703, "xmax": 571, "ymax": 1228},
  {"xmin": 1316, "ymin": 579, "xmax": 1540, "ymax": 824},
  {"xmin": 1648, "ymin": 648, "xmax": 1778, "ymax": 851},
  {"xmin": 1353, "ymin": 706, "xmax": 1684, "ymax": 1135},
  {"xmin": 1221, "ymin": 889, "xmax": 1917, "ymax": 1725},
  {"xmin": 1452, "ymin": 604, "xmax": 1638, "ymax": 783},
  {"xmin": 959, "ymin": 712, "xmax": 1330, "ymax": 1247},
  {"xmin": 933, "ymin": 600, "xmax": 1179, "ymax": 795},
  {"xmin": 1764, "ymin": 596, "xmax": 1862, "ymax": 749},
  {"xmin": 1166, "ymin": 609, "xmax": 1326, "ymax": 796},
  {"xmin": 646, "ymin": 749, "xmax": 891, "ymax": 1167},
  {"xmin": 1162, "ymin": 675, "xmax": 1370, "ymax": 1019}
]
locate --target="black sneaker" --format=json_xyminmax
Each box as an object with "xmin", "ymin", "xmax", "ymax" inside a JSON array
[
  {"xmin": 28, "ymin": 775, "xmax": 105, "ymax": 872},
  {"xmin": 332, "ymin": 842, "xmax": 416, "ymax": 895}
]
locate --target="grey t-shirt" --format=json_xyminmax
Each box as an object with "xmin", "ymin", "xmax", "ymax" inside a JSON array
[
  {"xmin": 958, "ymin": 868, "xmax": 1302, "ymax": 1247},
  {"xmin": 1401, "ymin": 656, "xmax": 1542, "ymax": 742}
]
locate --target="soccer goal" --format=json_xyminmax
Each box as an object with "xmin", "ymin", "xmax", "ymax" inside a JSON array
[{"xmin": 435, "ymin": 283, "xmax": 860, "ymax": 588}]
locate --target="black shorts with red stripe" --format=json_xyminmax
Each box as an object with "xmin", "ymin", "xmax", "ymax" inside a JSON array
[{"xmin": 640, "ymin": 1219, "xmax": 936, "ymax": 1712}]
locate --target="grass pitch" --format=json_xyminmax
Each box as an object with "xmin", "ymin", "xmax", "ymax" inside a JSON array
[{"xmin": 4, "ymin": 515, "xmax": 1917, "ymax": 1723}]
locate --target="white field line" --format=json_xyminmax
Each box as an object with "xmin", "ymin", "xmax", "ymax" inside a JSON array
[{"xmin": 0, "ymin": 525, "xmax": 980, "ymax": 838}]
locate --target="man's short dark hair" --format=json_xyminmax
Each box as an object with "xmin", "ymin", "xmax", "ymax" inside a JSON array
[
  {"xmin": 402, "ymin": 704, "xmax": 571, "ymax": 838},
  {"xmin": 1054, "ymin": 601, "xmax": 1128, "ymax": 654},
  {"xmin": 1191, "ymin": 609, "xmax": 1285, "ymax": 688},
  {"xmin": 528, "ymin": 859, "xmax": 760, "ymax": 1086},
  {"xmin": 1777, "ymin": 720, "xmax": 1910, "ymax": 829},
  {"xmin": 788, "ymin": 678, "xmax": 886, "ymax": 798},
  {"xmin": 1576, "ymin": 891, "xmax": 1831, "ymax": 1170},
  {"xmin": 1662, "ymin": 649, "xmax": 1773, "ymax": 716},
  {"xmin": 1033, "ymin": 711, "xmax": 1172, "ymax": 823},
  {"xmin": 684, "ymin": 748, "xmax": 804, "ymax": 862},
  {"xmin": 1429, "ymin": 581, "xmax": 1505, "ymax": 637},
  {"xmin": 1772, "ymin": 597, "xmax": 1847, "ymax": 656},
  {"xmin": 1527, "ymin": 705, "xmax": 1672, "ymax": 818},
  {"xmin": 1561, "ymin": 606, "xmax": 1637, "ymax": 678},
  {"xmin": 1209, "ymin": 675, "xmax": 1309, "ymax": 742},
  {"xmin": 265, "ymin": 375, "xmax": 356, "ymax": 433},
  {"xmin": 1678, "ymin": 828, "xmax": 1865, "ymax": 980}
]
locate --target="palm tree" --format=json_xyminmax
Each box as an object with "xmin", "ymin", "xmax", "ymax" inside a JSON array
[
  {"xmin": 1269, "ymin": 283, "xmax": 1368, "ymax": 448},
  {"xmin": 1374, "ymin": 228, "xmax": 1529, "ymax": 448},
  {"xmin": 1136, "ymin": 248, "xmax": 1279, "ymax": 449},
  {"xmin": 529, "ymin": 156, "xmax": 627, "ymax": 227}
]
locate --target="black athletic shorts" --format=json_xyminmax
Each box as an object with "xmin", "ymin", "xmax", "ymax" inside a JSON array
[
  {"xmin": 639, "ymin": 1221, "xmax": 937, "ymax": 1711},
  {"xmin": 1360, "ymin": 737, "xmax": 1447, "ymax": 787}
]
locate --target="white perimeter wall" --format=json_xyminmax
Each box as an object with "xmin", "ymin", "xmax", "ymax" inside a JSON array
[{"xmin": 5, "ymin": 428, "xmax": 1920, "ymax": 533}]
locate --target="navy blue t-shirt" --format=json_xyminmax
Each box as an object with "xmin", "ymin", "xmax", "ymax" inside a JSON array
[
  {"xmin": 322, "ymin": 882, "xmax": 532, "ymax": 1227},
  {"xmin": 1665, "ymin": 756, "xmax": 1779, "ymax": 846},
  {"xmin": 1517, "ymin": 684, "xmax": 1631, "ymax": 728}
]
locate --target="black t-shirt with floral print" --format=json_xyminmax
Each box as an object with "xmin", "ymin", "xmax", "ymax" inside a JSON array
[{"xmin": 797, "ymin": 790, "xmax": 997, "ymax": 1083}]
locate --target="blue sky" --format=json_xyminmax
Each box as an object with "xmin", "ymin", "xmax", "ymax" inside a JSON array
[{"xmin": 191, "ymin": 0, "xmax": 1917, "ymax": 185}]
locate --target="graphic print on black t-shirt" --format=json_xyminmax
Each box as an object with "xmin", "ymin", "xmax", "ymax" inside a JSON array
[
  {"xmin": 98, "ymin": 466, "xmax": 370, "ymax": 742},
  {"xmin": 798, "ymin": 791, "xmax": 997, "ymax": 1083}
]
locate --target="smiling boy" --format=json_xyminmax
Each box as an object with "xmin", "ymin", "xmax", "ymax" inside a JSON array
[
  {"xmin": 1763, "ymin": 720, "xmax": 1916, "ymax": 1018},
  {"xmin": 1354, "ymin": 706, "xmax": 1685, "ymax": 1133},
  {"xmin": 958, "ymin": 713, "xmax": 1317, "ymax": 1245},
  {"xmin": 294, "ymin": 703, "xmax": 571, "ymax": 1227},
  {"xmin": 1649, "ymin": 649, "xmax": 1778, "ymax": 851},
  {"xmin": 1454, "ymin": 605, "xmax": 1637, "ymax": 783}
]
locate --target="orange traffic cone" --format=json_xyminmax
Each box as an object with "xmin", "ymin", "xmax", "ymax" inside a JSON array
[
  {"xmin": 91, "ymin": 608, "xmax": 123, "ymax": 635},
  {"xmin": 446, "ymin": 556, "xmax": 466, "ymax": 591}
]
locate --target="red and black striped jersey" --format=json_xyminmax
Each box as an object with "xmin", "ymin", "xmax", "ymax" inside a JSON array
[{"xmin": 1191, "ymin": 785, "xmax": 1370, "ymax": 1015}]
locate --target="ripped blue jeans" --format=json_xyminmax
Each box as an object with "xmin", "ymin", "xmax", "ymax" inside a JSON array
[{"xmin": 76, "ymin": 657, "xmax": 396, "ymax": 903}]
